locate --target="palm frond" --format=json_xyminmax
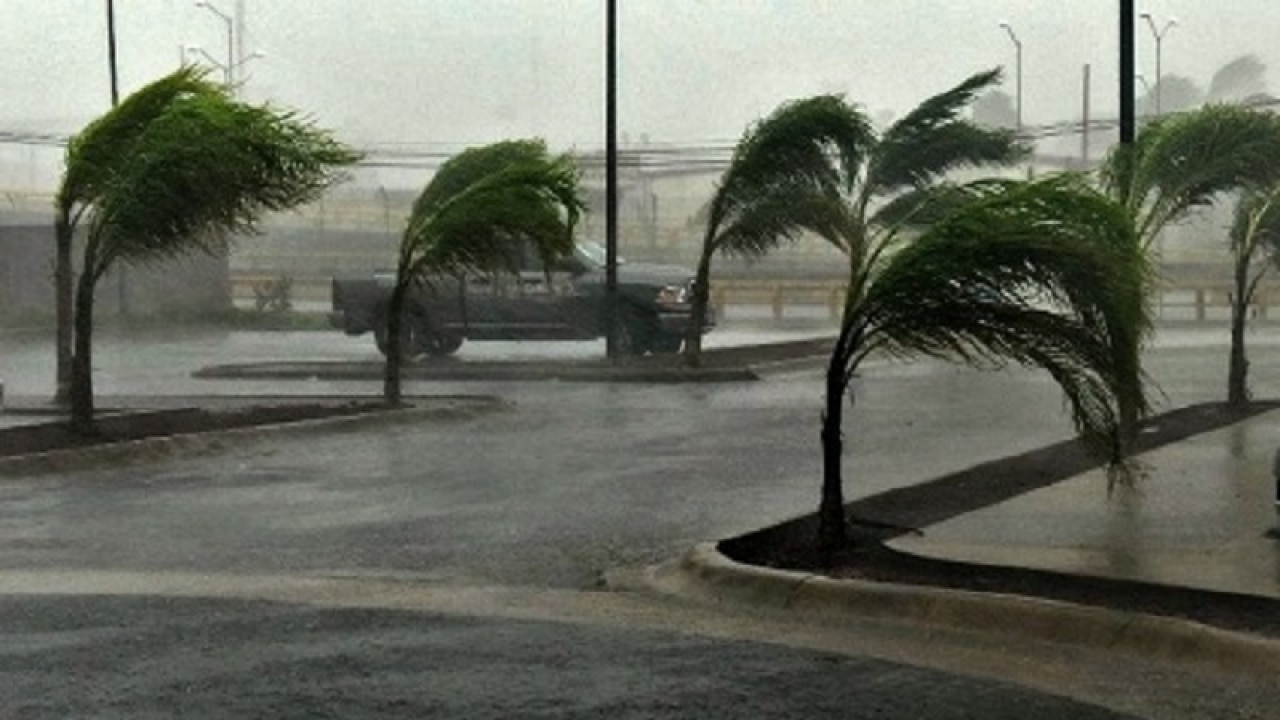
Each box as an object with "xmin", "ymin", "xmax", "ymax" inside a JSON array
[
  {"xmin": 868, "ymin": 182, "xmax": 977, "ymax": 230},
  {"xmin": 849, "ymin": 176, "xmax": 1149, "ymax": 459},
  {"xmin": 402, "ymin": 147, "xmax": 583, "ymax": 278},
  {"xmin": 411, "ymin": 139, "xmax": 553, "ymax": 219},
  {"xmin": 708, "ymin": 94, "xmax": 873, "ymax": 251},
  {"xmin": 1105, "ymin": 105, "xmax": 1280, "ymax": 243},
  {"xmin": 61, "ymin": 66, "xmax": 222, "ymax": 211},
  {"xmin": 713, "ymin": 179, "xmax": 850, "ymax": 259},
  {"xmin": 868, "ymin": 68, "xmax": 1029, "ymax": 196},
  {"xmin": 85, "ymin": 90, "xmax": 359, "ymax": 274}
]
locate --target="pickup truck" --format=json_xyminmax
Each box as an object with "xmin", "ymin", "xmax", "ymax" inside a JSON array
[{"xmin": 329, "ymin": 241, "xmax": 712, "ymax": 357}]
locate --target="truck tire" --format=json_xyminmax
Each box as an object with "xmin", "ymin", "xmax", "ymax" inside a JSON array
[
  {"xmin": 374, "ymin": 310, "xmax": 427, "ymax": 360},
  {"xmin": 423, "ymin": 330, "xmax": 464, "ymax": 357},
  {"xmin": 611, "ymin": 309, "xmax": 656, "ymax": 356},
  {"xmin": 649, "ymin": 332, "xmax": 683, "ymax": 354}
]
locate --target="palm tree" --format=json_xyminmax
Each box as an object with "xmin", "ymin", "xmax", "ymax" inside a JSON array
[
  {"xmin": 1226, "ymin": 186, "xmax": 1280, "ymax": 405},
  {"xmin": 1102, "ymin": 104, "xmax": 1280, "ymax": 415},
  {"xmin": 681, "ymin": 94, "xmax": 873, "ymax": 363},
  {"xmin": 818, "ymin": 176, "xmax": 1149, "ymax": 553},
  {"xmin": 54, "ymin": 67, "xmax": 215, "ymax": 404},
  {"xmin": 383, "ymin": 139, "xmax": 584, "ymax": 404},
  {"xmin": 683, "ymin": 69, "xmax": 1027, "ymax": 365},
  {"xmin": 65, "ymin": 68, "xmax": 358, "ymax": 432}
]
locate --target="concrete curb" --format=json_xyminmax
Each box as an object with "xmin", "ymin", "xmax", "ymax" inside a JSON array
[
  {"xmin": 0, "ymin": 397, "xmax": 509, "ymax": 477},
  {"xmin": 648, "ymin": 542, "xmax": 1280, "ymax": 677},
  {"xmin": 193, "ymin": 361, "xmax": 759, "ymax": 384}
]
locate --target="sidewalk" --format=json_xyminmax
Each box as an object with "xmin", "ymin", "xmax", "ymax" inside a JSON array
[{"xmin": 891, "ymin": 408, "xmax": 1280, "ymax": 600}]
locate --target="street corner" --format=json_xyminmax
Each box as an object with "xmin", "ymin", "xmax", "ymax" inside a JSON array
[{"xmin": 643, "ymin": 542, "xmax": 1280, "ymax": 679}]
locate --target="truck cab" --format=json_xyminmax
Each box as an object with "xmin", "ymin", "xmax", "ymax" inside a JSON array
[{"xmin": 330, "ymin": 241, "xmax": 712, "ymax": 357}]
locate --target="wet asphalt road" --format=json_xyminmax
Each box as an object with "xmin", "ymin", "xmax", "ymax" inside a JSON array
[
  {"xmin": 0, "ymin": 594, "xmax": 1144, "ymax": 720},
  {"xmin": 2, "ymin": 323, "xmax": 1279, "ymax": 717}
]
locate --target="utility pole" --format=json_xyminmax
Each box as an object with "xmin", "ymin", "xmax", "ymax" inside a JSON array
[
  {"xmin": 106, "ymin": 0, "xmax": 119, "ymax": 105},
  {"xmin": 107, "ymin": 0, "xmax": 129, "ymax": 317},
  {"xmin": 1120, "ymin": 0, "xmax": 1136, "ymax": 144},
  {"xmin": 604, "ymin": 0, "xmax": 619, "ymax": 360},
  {"xmin": 1081, "ymin": 64, "xmax": 1091, "ymax": 167}
]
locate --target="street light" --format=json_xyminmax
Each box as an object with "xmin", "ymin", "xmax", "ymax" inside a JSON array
[
  {"xmin": 195, "ymin": 0, "xmax": 234, "ymax": 85},
  {"xmin": 1139, "ymin": 12, "xmax": 1178, "ymax": 116},
  {"xmin": 1136, "ymin": 73, "xmax": 1152, "ymax": 95},
  {"xmin": 185, "ymin": 44, "xmax": 264, "ymax": 87},
  {"xmin": 998, "ymin": 20, "xmax": 1023, "ymax": 131}
]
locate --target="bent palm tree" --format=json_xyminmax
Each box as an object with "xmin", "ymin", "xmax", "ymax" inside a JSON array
[
  {"xmin": 819, "ymin": 176, "xmax": 1149, "ymax": 553},
  {"xmin": 1102, "ymin": 104, "xmax": 1280, "ymax": 414},
  {"xmin": 54, "ymin": 67, "xmax": 217, "ymax": 403},
  {"xmin": 1226, "ymin": 185, "xmax": 1280, "ymax": 405},
  {"xmin": 684, "ymin": 69, "xmax": 1027, "ymax": 365},
  {"xmin": 681, "ymin": 94, "xmax": 873, "ymax": 363},
  {"xmin": 67, "ymin": 69, "xmax": 358, "ymax": 432},
  {"xmin": 383, "ymin": 139, "xmax": 584, "ymax": 404}
]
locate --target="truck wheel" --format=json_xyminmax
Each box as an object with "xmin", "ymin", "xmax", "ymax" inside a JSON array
[
  {"xmin": 611, "ymin": 310, "xmax": 654, "ymax": 356},
  {"xmin": 374, "ymin": 312, "xmax": 427, "ymax": 360},
  {"xmin": 423, "ymin": 331, "xmax": 464, "ymax": 357},
  {"xmin": 649, "ymin": 332, "xmax": 683, "ymax": 354}
]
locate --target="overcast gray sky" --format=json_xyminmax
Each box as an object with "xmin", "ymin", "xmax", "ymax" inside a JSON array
[{"xmin": 1, "ymin": 1, "xmax": 1275, "ymax": 167}]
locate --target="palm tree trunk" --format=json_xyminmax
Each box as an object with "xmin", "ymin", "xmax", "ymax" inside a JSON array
[
  {"xmin": 1228, "ymin": 247, "xmax": 1251, "ymax": 406},
  {"xmin": 69, "ymin": 268, "xmax": 98, "ymax": 434},
  {"xmin": 54, "ymin": 210, "xmax": 74, "ymax": 406},
  {"xmin": 818, "ymin": 354, "xmax": 848, "ymax": 559},
  {"xmin": 682, "ymin": 246, "xmax": 714, "ymax": 367},
  {"xmin": 382, "ymin": 280, "xmax": 407, "ymax": 405}
]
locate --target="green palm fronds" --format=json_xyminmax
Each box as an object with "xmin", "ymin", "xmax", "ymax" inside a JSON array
[
  {"xmin": 1103, "ymin": 104, "xmax": 1280, "ymax": 245},
  {"xmin": 383, "ymin": 139, "xmax": 585, "ymax": 403},
  {"xmin": 402, "ymin": 143, "xmax": 582, "ymax": 279},
  {"xmin": 62, "ymin": 68, "xmax": 359, "ymax": 431},
  {"xmin": 852, "ymin": 177, "xmax": 1148, "ymax": 455},
  {"xmin": 868, "ymin": 69, "xmax": 1028, "ymax": 198},
  {"xmin": 708, "ymin": 94, "xmax": 874, "ymax": 253},
  {"xmin": 84, "ymin": 93, "xmax": 357, "ymax": 278}
]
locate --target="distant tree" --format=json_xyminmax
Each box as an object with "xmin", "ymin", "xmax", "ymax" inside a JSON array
[
  {"xmin": 1144, "ymin": 74, "xmax": 1203, "ymax": 116},
  {"xmin": 971, "ymin": 90, "xmax": 1017, "ymax": 130},
  {"xmin": 383, "ymin": 140, "xmax": 583, "ymax": 404},
  {"xmin": 1137, "ymin": 55, "xmax": 1269, "ymax": 118},
  {"xmin": 1207, "ymin": 54, "xmax": 1268, "ymax": 103},
  {"xmin": 62, "ymin": 67, "xmax": 358, "ymax": 432},
  {"xmin": 1226, "ymin": 171, "xmax": 1280, "ymax": 406}
]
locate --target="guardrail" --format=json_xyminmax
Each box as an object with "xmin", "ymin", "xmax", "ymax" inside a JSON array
[{"xmin": 229, "ymin": 271, "xmax": 1280, "ymax": 323}]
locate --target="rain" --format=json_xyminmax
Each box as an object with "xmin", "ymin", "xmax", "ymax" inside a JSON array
[{"xmin": 4, "ymin": 2, "xmax": 1280, "ymax": 718}]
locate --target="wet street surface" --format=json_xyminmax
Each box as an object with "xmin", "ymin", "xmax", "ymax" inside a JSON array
[
  {"xmin": 2, "ymin": 322, "xmax": 1280, "ymax": 717},
  {"xmin": 0, "ymin": 594, "xmax": 1142, "ymax": 719}
]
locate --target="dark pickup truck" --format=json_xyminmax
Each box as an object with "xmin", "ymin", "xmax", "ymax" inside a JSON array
[{"xmin": 329, "ymin": 241, "xmax": 712, "ymax": 357}]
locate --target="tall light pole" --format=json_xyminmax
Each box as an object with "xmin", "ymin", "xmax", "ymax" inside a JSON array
[
  {"xmin": 185, "ymin": 45, "xmax": 263, "ymax": 89},
  {"xmin": 604, "ymin": 0, "xmax": 619, "ymax": 360},
  {"xmin": 998, "ymin": 21, "xmax": 1023, "ymax": 131},
  {"xmin": 1140, "ymin": 12, "xmax": 1178, "ymax": 116},
  {"xmin": 195, "ymin": 0, "xmax": 234, "ymax": 86},
  {"xmin": 106, "ymin": 0, "xmax": 119, "ymax": 105},
  {"xmin": 1120, "ymin": 1, "xmax": 1136, "ymax": 144}
]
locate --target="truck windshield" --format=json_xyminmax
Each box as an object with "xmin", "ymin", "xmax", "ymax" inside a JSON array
[{"xmin": 575, "ymin": 241, "xmax": 623, "ymax": 269}]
